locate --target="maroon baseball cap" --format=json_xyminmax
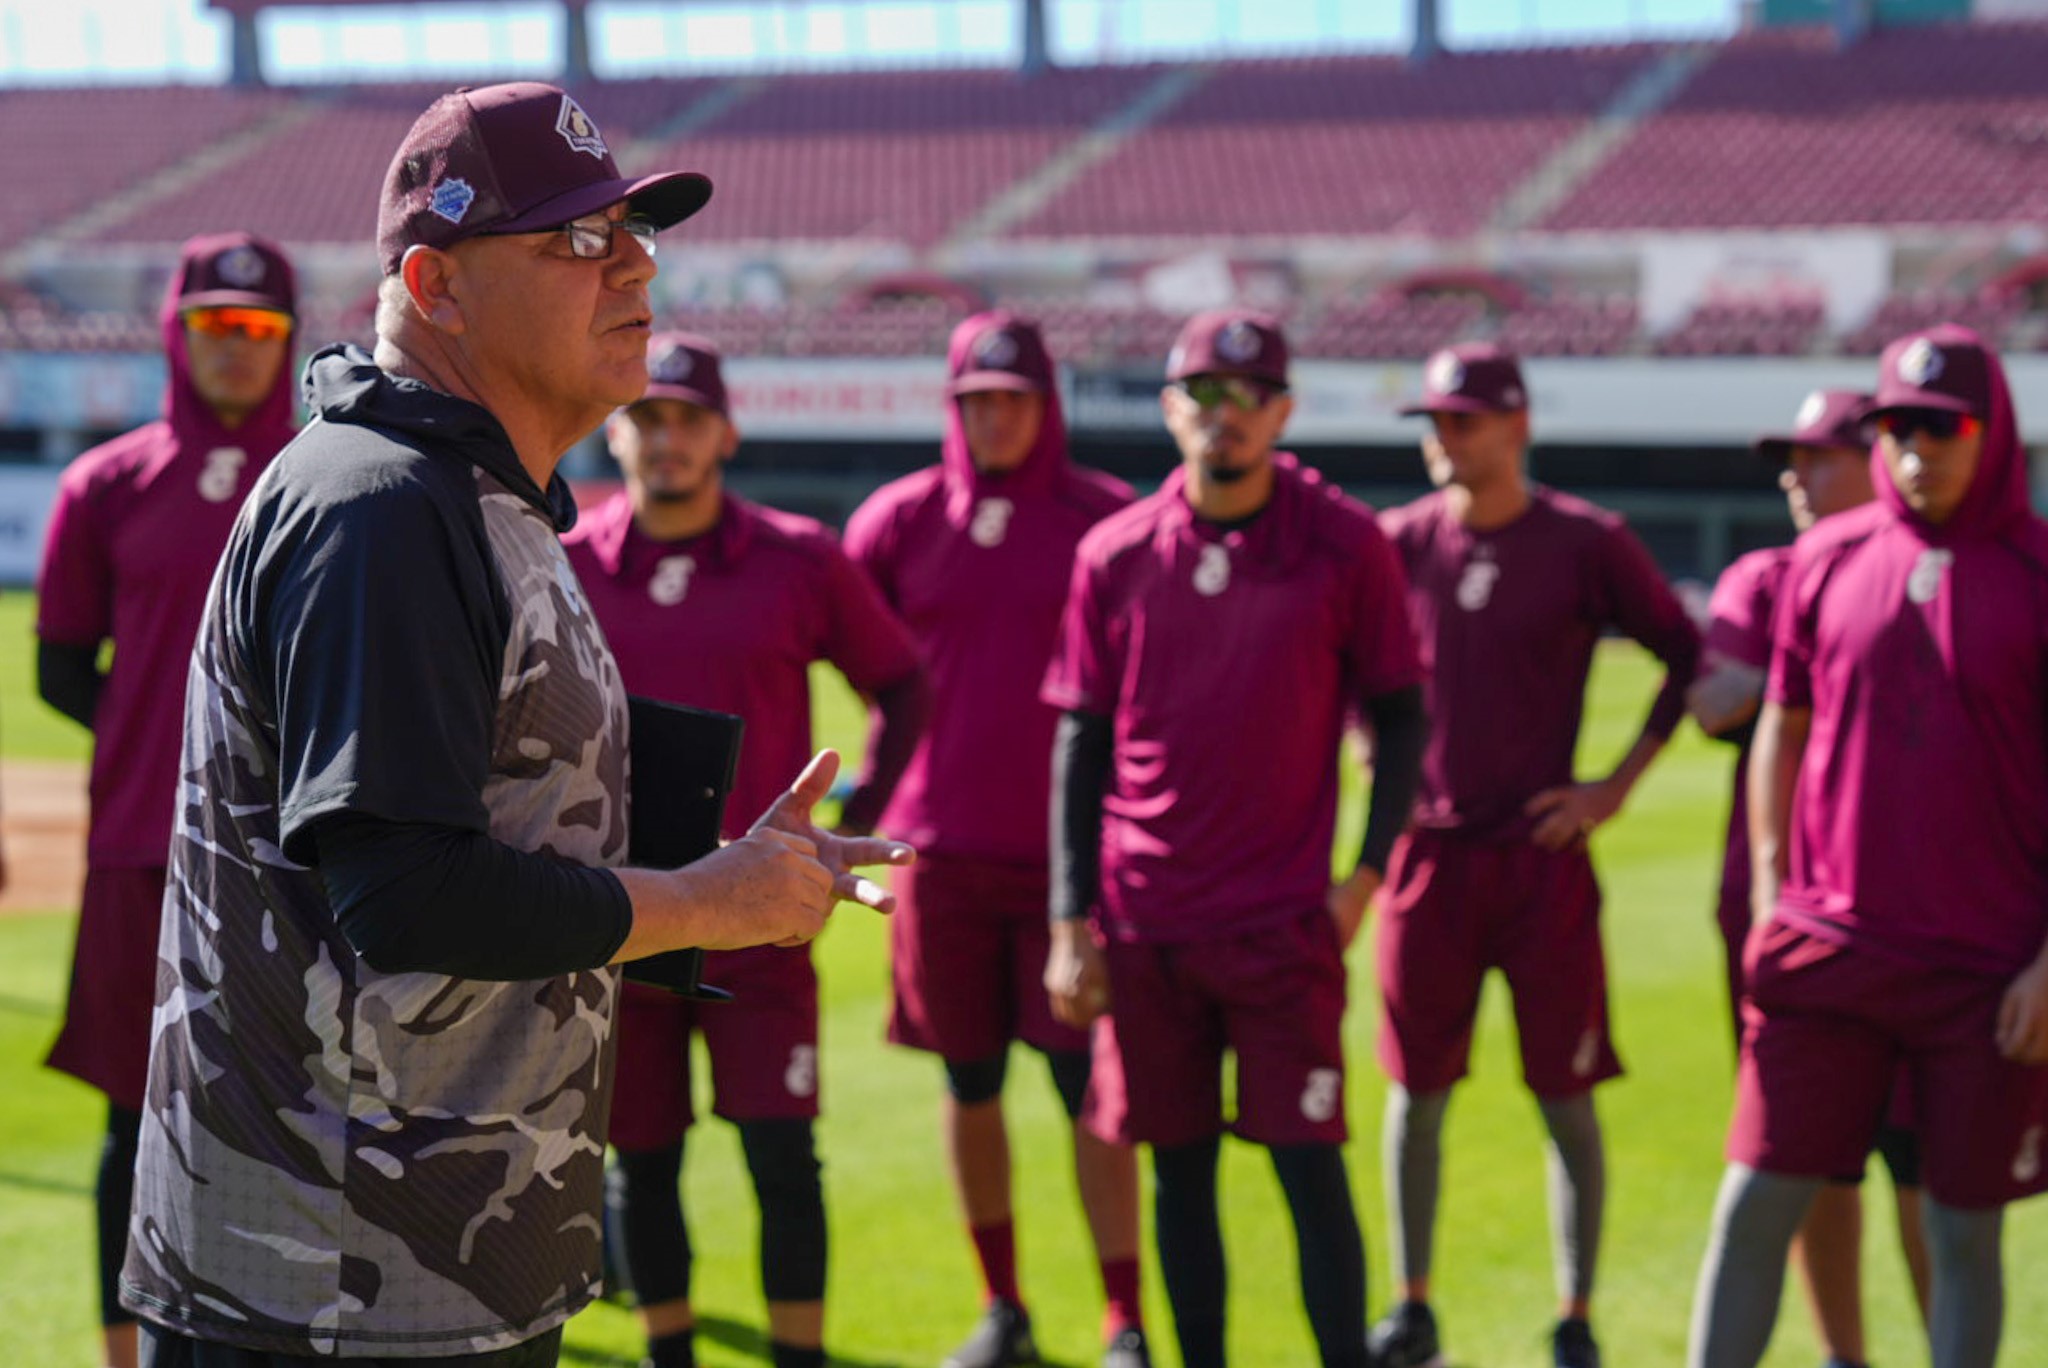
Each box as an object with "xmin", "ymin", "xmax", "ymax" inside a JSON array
[
  {"xmin": 950, "ymin": 314, "xmax": 1053, "ymax": 396},
  {"xmin": 1400, "ymin": 343, "xmax": 1527, "ymax": 416},
  {"xmin": 1166, "ymin": 310, "xmax": 1290, "ymax": 388},
  {"xmin": 377, "ymin": 82, "xmax": 713, "ymax": 276},
  {"xmin": 1754, "ymin": 389, "xmax": 1873, "ymax": 464},
  {"xmin": 175, "ymin": 232, "xmax": 296, "ymax": 315},
  {"xmin": 1870, "ymin": 326, "xmax": 1992, "ymax": 420},
  {"xmin": 636, "ymin": 331, "xmax": 728, "ymax": 415}
]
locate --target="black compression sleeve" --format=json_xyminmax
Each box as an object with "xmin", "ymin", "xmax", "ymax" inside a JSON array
[
  {"xmin": 1050, "ymin": 709, "xmax": 1112, "ymax": 924},
  {"xmin": 312, "ymin": 813, "xmax": 633, "ymax": 980},
  {"xmin": 36, "ymin": 639, "xmax": 103, "ymax": 730},
  {"xmin": 1358, "ymin": 684, "xmax": 1428, "ymax": 877}
]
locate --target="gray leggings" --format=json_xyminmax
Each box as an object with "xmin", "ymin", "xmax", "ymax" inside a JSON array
[{"xmin": 1687, "ymin": 1165, "xmax": 2002, "ymax": 1368}]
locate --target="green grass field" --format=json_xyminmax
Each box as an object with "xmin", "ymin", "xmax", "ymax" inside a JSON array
[{"xmin": 2, "ymin": 588, "xmax": 2041, "ymax": 1367}]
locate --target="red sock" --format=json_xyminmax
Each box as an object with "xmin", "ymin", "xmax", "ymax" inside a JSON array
[
  {"xmin": 1100, "ymin": 1255, "xmax": 1142, "ymax": 1333},
  {"xmin": 970, "ymin": 1220, "xmax": 1021, "ymax": 1306}
]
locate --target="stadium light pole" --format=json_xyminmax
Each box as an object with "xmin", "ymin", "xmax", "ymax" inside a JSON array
[
  {"xmin": 563, "ymin": 0, "xmax": 591, "ymax": 83},
  {"xmin": 1411, "ymin": 0, "xmax": 1440, "ymax": 65},
  {"xmin": 1021, "ymin": 0, "xmax": 1049, "ymax": 76},
  {"xmin": 1833, "ymin": 0, "xmax": 1872, "ymax": 48}
]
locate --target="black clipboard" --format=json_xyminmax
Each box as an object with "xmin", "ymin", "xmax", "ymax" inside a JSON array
[{"xmin": 623, "ymin": 694, "xmax": 744, "ymax": 1001}]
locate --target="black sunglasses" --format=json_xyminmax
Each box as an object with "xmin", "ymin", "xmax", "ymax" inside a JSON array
[
  {"xmin": 1176, "ymin": 375, "xmax": 1287, "ymax": 412},
  {"xmin": 1874, "ymin": 408, "xmax": 1980, "ymax": 441}
]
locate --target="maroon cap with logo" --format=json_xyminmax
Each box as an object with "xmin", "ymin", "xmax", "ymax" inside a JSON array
[
  {"xmin": 1753, "ymin": 389, "xmax": 1873, "ymax": 464},
  {"xmin": 1166, "ymin": 310, "xmax": 1290, "ymax": 388},
  {"xmin": 637, "ymin": 331, "xmax": 728, "ymax": 415},
  {"xmin": 1871, "ymin": 327, "xmax": 1992, "ymax": 419},
  {"xmin": 376, "ymin": 82, "xmax": 713, "ymax": 276},
  {"xmin": 176, "ymin": 232, "xmax": 297, "ymax": 315},
  {"xmin": 950, "ymin": 314, "xmax": 1053, "ymax": 396},
  {"xmin": 1400, "ymin": 343, "xmax": 1528, "ymax": 416}
]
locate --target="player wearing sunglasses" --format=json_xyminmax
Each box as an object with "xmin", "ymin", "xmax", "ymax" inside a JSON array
[
  {"xmin": 1690, "ymin": 325, "xmax": 2048, "ymax": 1368},
  {"xmin": 34, "ymin": 231, "xmax": 299, "ymax": 1368}
]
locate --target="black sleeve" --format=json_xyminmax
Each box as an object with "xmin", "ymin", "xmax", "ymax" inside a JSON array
[
  {"xmin": 311, "ymin": 812, "xmax": 633, "ymax": 980},
  {"xmin": 35, "ymin": 639, "xmax": 103, "ymax": 730},
  {"xmin": 1357, "ymin": 684, "xmax": 1427, "ymax": 877},
  {"xmin": 1050, "ymin": 709, "xmax": 1113, "ymax": 924},
  {"xmin": 251, "ymin": 465, "xmax": 505, "ymax": 865},
  {"xmin": 839, "ymin": 667, "xmax": 933, "ymax": 835}
]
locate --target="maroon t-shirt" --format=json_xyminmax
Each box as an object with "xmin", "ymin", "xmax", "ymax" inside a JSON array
[
  {"xmin": 563, "ymin": 490, "xmax": 920, "ymax": 836},
  {"xmin": 1768, "ymin": 353, "xmax": 2048, "ymax": 975},
  {"xmin": 35, "ymin": 276, "xmax": 297, "ymax": 868},
  {"xmin": 1380, "ymin": 487, "xmax": 1700, "ymax": 842},
  {"xmin": 1042, "ymin": 455, "xmax": 1422, "ymax": 944},
  {"xmin": 846, "ymin": 388, "xmax": 1130, "ymax": 864},
  {"xmin": 1705, "ymin": 545, "xmax": 1794, "ymax": 914}
]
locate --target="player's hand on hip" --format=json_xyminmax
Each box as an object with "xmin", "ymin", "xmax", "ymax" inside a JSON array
[
  {"xmin": 1996, "ymin": 956, "xmax": 2048, "ymax": 1064},
  {"xmin": 1327, "ymin": 866, "xmax": 1381, "ymax": 949},
  {"xmin": 1525, "ymin": 781, "xmax": 1619, "ymax": 852},
  {"xmin": 1045, "ymin": 919, "xmax": 1110, "ymax": 1028},
  {"xmin": 753, "ymin": 749, "xmax": 916, "ymax": 915}
]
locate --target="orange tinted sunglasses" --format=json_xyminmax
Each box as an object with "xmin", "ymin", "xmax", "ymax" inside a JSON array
[{"xmin": 184, "ymin": 307, "xmax": 292, "ymax": 343}]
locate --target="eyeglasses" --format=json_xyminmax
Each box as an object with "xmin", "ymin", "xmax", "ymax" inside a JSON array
[
  {"xmin": 555, "ymin": 211, "xmax": 658, "ymax": 260},
  {"xmin": 1176, "ymin": 375, "xmax": 1285, "ymax": 412},
  {"xmin": 1875, "ymin": 408, "xmax": 1980, "ymax": 441},
  {"xmin": 184, "ymin": 307, "xmax": 292, "ymax": 343}
]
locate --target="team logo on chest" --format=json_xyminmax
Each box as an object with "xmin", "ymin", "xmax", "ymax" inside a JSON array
[
  {"xmin": 1455, "ymin": 546, "xmax": 1500, "ymax": 612},
  {"xmin": 196, "ymin": 446, "xmax": 246, "ymax": 503},
  {"xmin": 1906, "ymin": 547, "xmax": 1953, "ymax": 606},
  {"xmin": 649, "ymin": 554, "xmax": 697, "ymax": 606},
  {"xmin": 969, "ymin": 497, "xmax": 1013, "ymax": 548},
  {"xmin": 1193, "ymin": 542, "xmax": 1232, "ymax": 597}
]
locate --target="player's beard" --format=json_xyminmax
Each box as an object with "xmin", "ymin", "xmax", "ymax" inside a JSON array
[{"xmin": 1203, "ymin": 460, "xmax": 1254, "ymax": 485}]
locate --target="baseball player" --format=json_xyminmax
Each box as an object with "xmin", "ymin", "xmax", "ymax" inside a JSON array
[
  {"xmin": 1042, "ymin": 310, "xmax": 1428, "ymax": 1368},
  {"xmin": 1689, "ymin": 326, "xmax": 2048, "ymax": 1368},
  {"xmin": 34, "ymin": 231, "xmax": 299, "ymax": 1368},
  {"xmin": 564, "ymin": 332, "xmax": 930, "ymax": 1368},
  {"xmin": 1373, "ymin": 343, "xmax": 1702, "ymax": 1368},
  {"xmin": 1688, "ymin": 390, "xmax": 1929, "ymax": 1368},
  {"xmin": 843, "ymin": 312, "xmax": 1146, "ymax": 1368}
]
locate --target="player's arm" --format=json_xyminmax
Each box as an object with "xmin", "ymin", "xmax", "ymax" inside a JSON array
[
  {"xmin": 1527, "ymin": 533, "xmax": 1704, "ymax": 851},
  {"xmin": 35, "ymin": 639, "xmax": 105, "ymax": 730},
  {"xmin": 1331, "ymin": 683, "xmax": 1427, "ymax": 947},
  {"xmin": 1686, "ymin": 654, "xmax": 1766, "ymax": 742},
  {"xmin": 1046, "ymin": 708, "xmax": 1113, "ymax": 1027},
  {"xmin": 1745, "ymin": 699, "xmax": 1809, "ymax": 926}
]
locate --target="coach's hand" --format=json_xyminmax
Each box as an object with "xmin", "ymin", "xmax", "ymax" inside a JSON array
[
  {"xmin": 1997, "ymin": 953, "xmax": 2048, "ymax": 1064},
  {"xmin": 1046, "ymin": 919, "xmax": 1110, "ymax": 1028},
  {"xmin": 1328, "ymin": 865, "xmax": 1381, "ymax": 949},
  {"xmin": 753, "ymin": 750, "xmax": 915, "ymax": 939},
  {"xmin": 1525, "ymin": 779, "xmax": 1622, "ymax": 852}
]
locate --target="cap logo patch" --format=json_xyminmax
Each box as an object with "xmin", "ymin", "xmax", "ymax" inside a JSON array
[
  {"xmin": 1898, "ymin": 338, "xmax": 1944, "ymax": 387},
  {"xmin": 217, "ymin": 245, "xmax": 266, "ymax": 288},
  {"xmin": 1426, "ymin": 351, "xmax": 1465, "ymax": 396},
  {"xmin": 973, "ymin": 329, "xmax": 1018, "ymax": 369},
  {"xmin": 429, "ymin": 177, "xmax": 476, "ymax": 225},
  {"xmin": 1500, "ymin": 385, "xmax": 1524, "ymax": 408},
  {"xmin": 651, "ymin": 339, "xmax": 694, "ymax": 384},
  {"xmin": 1216, "ymin": 320, "xmax": 1262, "ymax": 366},
  {"xmin": 1794, "ymin": 391, "xmax": 1828, "ymax": 431},
  {"xmin": 556, "ymin": 95, "xmax": 609, "ymax": 160}
]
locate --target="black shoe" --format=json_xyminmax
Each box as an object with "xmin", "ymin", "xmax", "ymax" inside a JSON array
[
  {"xmin": 1367, "ymin": 1301, "xmax": 1444, "ymax": 1368},
  {"xmin": 1102, "ymin": 1324, "xmax": 1151, "ymax": 1368},
  {"xmin": 1552, "ymin": 1317, "xmax": 1600, "ymax": 1368},
  {"xmin": 942, "ymin": 1299, "xmax": 1038, "ymax": 1368}
]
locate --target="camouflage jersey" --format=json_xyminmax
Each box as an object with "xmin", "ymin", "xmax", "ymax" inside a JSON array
[{"xmin": 121, "ymin": 346, "xmax": 633, "ymax": 1357}]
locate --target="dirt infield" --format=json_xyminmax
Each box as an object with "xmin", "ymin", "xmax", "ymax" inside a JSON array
[{"xmin": 0, "ymin": 759, "xmax": 86, "ymax": 916}]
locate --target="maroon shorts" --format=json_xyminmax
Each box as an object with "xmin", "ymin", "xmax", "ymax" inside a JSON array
[
  {"xmin": 1374, "ymin": 830, "xmax": 1620, "ymax": 1099},
  {"xmin": 1085, "ymin": 906, "xmax": 1347, "ymax": 1149},
  {"xmin": 888, "ymin": 853, "xmax": 1087, "ymax": 1062},
  {"xmin": 46, "ymin": 864, "xmax": 166, "ymax": 1110},
  {"xmin": 1732, "ymin": 918, "xmax": 2048, "ymax": 1210},
  {"xmin": 608, "ymin": 944, "xmax": 819, "ymax": 1152}
]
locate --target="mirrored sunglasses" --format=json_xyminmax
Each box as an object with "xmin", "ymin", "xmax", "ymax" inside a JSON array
[
  {"xmin": 183, "ymin": 307, "xmax": 292, "ymax": 343},
  {"xmin": 1177, "ymin": 375, "xmax": 1285, "ymax": 412},
  {"xmin": 1875, "ymin": 408, "xmax": 1980, "ymax": 441}
]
